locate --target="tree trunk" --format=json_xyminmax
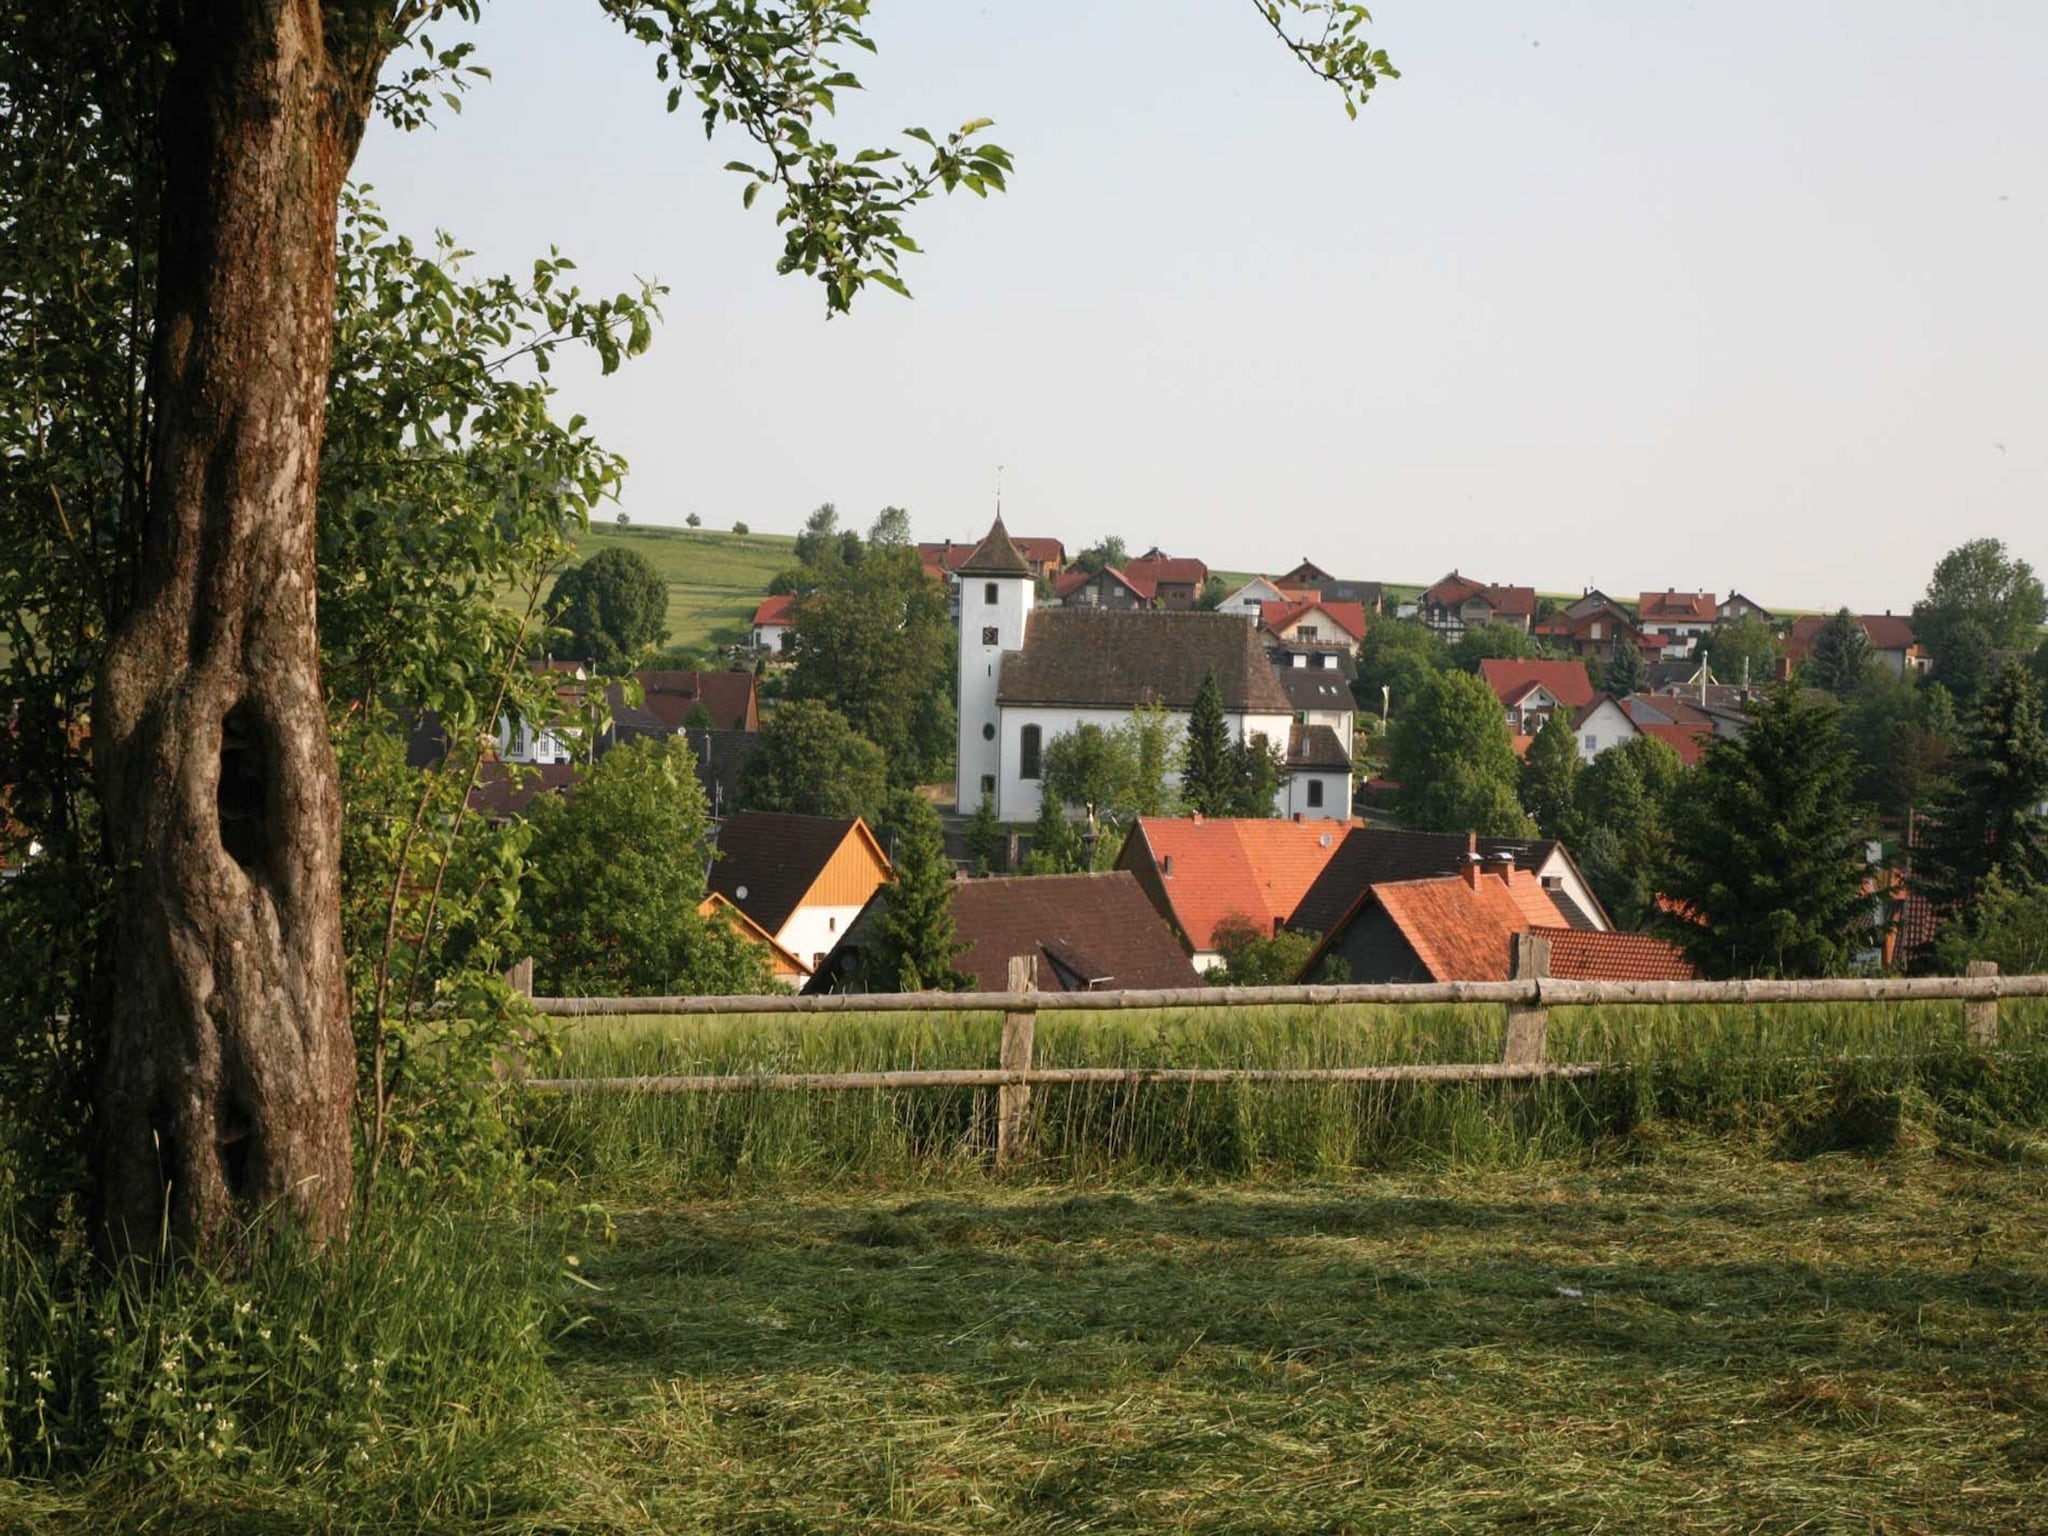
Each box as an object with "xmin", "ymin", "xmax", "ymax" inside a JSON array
[{"xmin": 92, "ymin": 3, "xmax": 384, "ymax": 1259}]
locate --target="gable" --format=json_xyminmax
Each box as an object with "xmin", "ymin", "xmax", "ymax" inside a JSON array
[{"xmin": 710, "ymin": 812, "xmax": 891, "ymax": 935}]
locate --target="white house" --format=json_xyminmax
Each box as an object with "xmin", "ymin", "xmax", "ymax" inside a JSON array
[
  {"xmin": 751, "ymin": 593, "xmax": 795, "ymax": 653},
  {"xmin": 1217, "ymin": 575, "xmax": 1302, "ymax": 620},
  {"xmin": 1568, "ymin": 696, "xmax": 1638, "ymax": 762},
  {"xmin": 954, "ymin": 518, "xmax": 1299, "ymax": 822}
]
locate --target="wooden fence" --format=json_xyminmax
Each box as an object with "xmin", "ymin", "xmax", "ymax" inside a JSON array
[{"xmin": 522, "ymin": 953, "xmax": 2047, "ymax": 1164}]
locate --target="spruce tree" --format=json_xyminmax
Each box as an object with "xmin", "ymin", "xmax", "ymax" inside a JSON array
[
  {"xmin": 1519, "ymin": 710, "xmax": 1581, "ymax": 837},
  {"xmin": 1661, "ymin": 683, "xmax": 1870, "ymax": 977},
  {"xmin": 1182, "ymin": 667, "xmax": 1235, "ymax": 815},
  {"xmin": 1602, "ymin": 638, "xmax": 1646, "ymax": 698},
  {"xmin": 1807, "ymin": 609, "xmax": 1872, "ymax": 698},
  {"xmin": 1022, "ymin": 791, "xmax": 1082, "ymax": 874},
  {"xmin": 1227, "ymin": 731, "xmax": 1284, "ymax": 817},
  {"xmin": 964, "ymin": 792, "xmax": 1005, "ymax": 874},
  {"xmin": 865, "ymin": 793, "xmax": 968, "ymax": 991},
  {"xmin": 1913, "ymin": 662, "xmax": 2048, "ymax": 917}
]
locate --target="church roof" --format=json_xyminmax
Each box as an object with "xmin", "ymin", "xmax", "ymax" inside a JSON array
[
  {"xmin": 957, "ymin": 515, "xmax": 1033, "ymax": 576},
  {"xmin": 997, "ymin": 609, "xmax": 1293, "ymax": 714}
]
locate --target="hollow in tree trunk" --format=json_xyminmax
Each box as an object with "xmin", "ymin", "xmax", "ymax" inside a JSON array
[{"xmin": 92, "ymin": 4, "xmax": 388, "ymax": 1260}]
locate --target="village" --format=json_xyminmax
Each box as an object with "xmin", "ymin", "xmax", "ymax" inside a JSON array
[{"xmin": 434, "ymin": 509, "xmax": 2046, "ymax": 1004}]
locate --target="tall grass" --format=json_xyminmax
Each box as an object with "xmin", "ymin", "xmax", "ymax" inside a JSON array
[
  {"xmin": 526, "ymin": 999, "xmax": 2048, "ymax": 1195},
  {"xmin": 0, "ymin": 1193, "xmax": 570, "ymax": 1530}
]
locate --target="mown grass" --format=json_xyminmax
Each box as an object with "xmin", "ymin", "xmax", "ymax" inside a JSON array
[
  {"xmin": 569, "ymin": 524, "xmax": 795, "ymax": 654},
  {"xmin": 555, "ymin": 1143, "xmax": 2048, "ymax": 1533}
]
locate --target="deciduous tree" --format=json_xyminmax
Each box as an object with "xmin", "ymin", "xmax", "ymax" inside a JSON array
[
  {"xmin": 545, "ymin": 547, "xmax": 669, "ymax": 669},
  {"xmin": 737, "ymin": 700, "xmax": 889, "ymax": 825},
  {"xmin": 1519, "ymin": 711, "xmax": 1581, "ymax": 838},
  {"xmin": 1388, "ymin": 671, "xmax": 1534, "ymax": 837},
  {"xmin": 1355, "ymin": 618, "xmax": 1445, "ymax": 720},
  {"xmin": 1913, "ymin": 538, "xmax": 2047, "ymax": 703}
]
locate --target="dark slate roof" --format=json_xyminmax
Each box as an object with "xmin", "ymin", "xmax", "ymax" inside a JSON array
[
  {"xmin": 468, "ymin": 761, "xmax": 580, "ymax": 821},
  {"xmin": 1288, "ymin": 828, "xmax": 1567, "ymax": 937},
  {"xmin": 807, "ymin": 871, "xmax": 1201, "ymax": 993},
  {"xmin": 678, "ymin": 728, "xmax": 759, "ymax": 819},
  {"xmin": 1276, "ymin": 667, "xmax": 1356, "ymax": 715},
  {"xmin": 1286, "ymin": 723, "xmax": 1352, "ymax": 772},
  {"xmin": 957, "ymin": 515, "xmax": 1033, "ymax": 576},
  {"xmin": 709, "ymin": 811, "xmax": 866, "ymax": 935},
  {"xmin": 999, "ymin": 610, "xmax": 1293, "ymax": 713},
  {"xmin": 1266, "ymin": 643, "xmax": 1358, "ymax": 681}
]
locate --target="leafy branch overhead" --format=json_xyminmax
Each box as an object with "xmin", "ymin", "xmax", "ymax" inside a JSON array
[{"xmin": 600, "ymin": 0, "xmax": 1395, "ymax": 312}]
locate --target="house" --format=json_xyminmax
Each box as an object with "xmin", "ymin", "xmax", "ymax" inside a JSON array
[
  {"xmin": 708, "ymin": 811, "xmax": 893, "ymax": 973},
  {"xmin": 751, "ymin": 593, "xmax": 796, "ymax": 653},
  {"xmin": 1276, "ymin": 666, "xmax": 1355, "ymax": 734},
  {"xmin": 1124, "ymin": 551, "xmax": 1209, "ymax": 609},
  {"xmin": 954, "ymin": 518, "xmax": 1295, "ymax": 820},
  {"xmin": 1477, "ymin": 659, "xmax": 1596, "ymax": 735},
  {"xmin": 1784, "ymin": 612, "xmax": 1929, "ymax": 678},
  {"xmin": 805, "ymin": 870, "xmax": 1201, "ymax": 993},
  {"xmin": 1282, "ymin": 725, "xmax": 1354, "ymax": 818},
  {"xmin": 698, "ymin": 892, "xmax": 811, "ymax": 986},
  {"xmin": 1637, "ymin": 590, "xmax": 1718, "ymax": 658},
  {"xmin": 670, "ymin": 727, "xmax": 761, "ymax": 819},
  {"xmin": 1275, "ymin": 560, "xmax": 1385, "ymax": 614},
  {"xmin": 1297, "ymin": 858, "xmax": 1689, "ymax": 983},
  {"xmin": 1717, "ymin": 592, "xmax": 1774, "ymax": 625},
  {"xmin": 1267, "ymin": 639, "xmax": 1357, "ymax": 676},
  {"xmin": 1614, "ymin": 695, "xmax": 1715, "ymax": 765},
  {"xmin": 1535, "ymin": 594, "xmax": 1642, "ymax": 663},
  {"xmin": 1289, "ymin": 827, "xmax": 1611, "ymax": 939},
  {"xmin": 1116, "ymin": 815, "xmax": 1353, "ymax": 969},
  {"xmin": 1257, "ymin": 598, "xmax": 1367, "ymax": 650},
  {"xmin": 1569, "ymin": 695, "xmax": 1640, "ymax": 762},
  {"xmin": 1218, "ymin": 575, "xmax": 1318, "ymax": 620},
  {"xmin": 1419, "ymin": 572, "xmax": 1537, "ymax": 637},
  {"xmin": 634, "ymin": 670, "xmax": 759, "ymax": 733}
]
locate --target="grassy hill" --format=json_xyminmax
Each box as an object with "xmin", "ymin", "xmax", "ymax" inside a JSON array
[{"xmin": 571, "ymin": 522, "xmax": 795, "ymax": 656}]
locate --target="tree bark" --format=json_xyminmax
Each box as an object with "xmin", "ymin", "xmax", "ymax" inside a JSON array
[{"xmin": 92, "ymin": 2, "xmax": 385, "ymax": 1260}]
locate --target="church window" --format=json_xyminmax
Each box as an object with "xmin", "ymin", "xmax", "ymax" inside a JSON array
[
  {"xmin": 1307, "ymin": 780, "xmax": 1325, "ymax": 809},
  {"xmin": 981, "ymin": 723, "xmax": 995, "ymax": 741},
  {"xmin": 984, "ymin": 583, "xmax": 998, "ymax": 605},
  {"xmin": 1019, "ymin": 724, "xmax": 1042, "ymax": 780}
]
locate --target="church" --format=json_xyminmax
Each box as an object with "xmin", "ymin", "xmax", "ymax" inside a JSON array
[{"xmin": 954, "ymin": 517, "xmax": 1349, "ymax": 821}]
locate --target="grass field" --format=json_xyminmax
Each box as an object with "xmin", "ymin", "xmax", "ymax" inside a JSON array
[{"xmin": 571, "ymin": 523, "xmax": 796, "ymax": 655}]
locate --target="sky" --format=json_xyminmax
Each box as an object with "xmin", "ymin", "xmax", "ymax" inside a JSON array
[{"xmin": 352, "ymin": 0, "xmax": 2048, "ymax": 612}]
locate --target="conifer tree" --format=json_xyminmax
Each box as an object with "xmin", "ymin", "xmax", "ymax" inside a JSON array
[
  {"xmin": 1022, "ymin": 792, "xmax": 1083, "ymax": 874},
  {"xmin": 1912, "ymin": 662, "xmax": 2048, "ymax": 918},
  {"xmin": 1807, "ymin": 609, "xmax": 1872, "ymax": 698},
  {"xmin": 1227, "ymin": 732, "xmax": 1285, "ymax": 817},
  {"xmin": 1182, "ymin": 668, "xmax": 1235, "ymax": 815},
  {"xmin": 1519, "ymin": 711, "xmax": 1582, "ymax": 837},
  {"xmin": 865, "ymin": 793, "xmax": 968, "ymax": 991},
  {"xmin": 964, "ymin": 792, "xmax": 1006, "ymax": 875},
  {"xmin": 1661, "ymin": 683, "xmax": 1870, "ymax": 977},
  {"xmin": 1603, "ymin": 637, "xmax": 1647, "ymax": 697}
]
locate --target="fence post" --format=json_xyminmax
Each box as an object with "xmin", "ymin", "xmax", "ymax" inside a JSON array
[
  {"xmin": 1502, "ymin": 933, "xmax": 1551, "ymax": 1066},
  {"xmin": 503, "ymin": 956, "xmax": 534, "ymax": 998},
  {"xmin": 997, "ymin": 954, "xmax": 1037, "ymax": 1165},
  {"xmin": 1965, "ymin": 959, "xmax": 1999, "ymax": 1048}
]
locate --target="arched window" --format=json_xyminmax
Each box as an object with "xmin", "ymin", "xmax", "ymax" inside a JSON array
[{"xmin": 1019, "ymin": 724, "xmax": 1042, "ymax": 780}]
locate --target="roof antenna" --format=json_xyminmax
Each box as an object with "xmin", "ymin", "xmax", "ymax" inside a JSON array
[{"xmin": 995, "ymin": 463, "xmax": 1003, "ymax": 522}]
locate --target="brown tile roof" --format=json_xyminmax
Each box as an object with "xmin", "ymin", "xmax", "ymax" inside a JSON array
[
  {"xmin": 632, "ymin": 670, "xmax": 758, "ymax": 732},
  {"xmin": 1124, "ymin": 554, "xmax": 1208, "ymax": 589},
  {"xmin": 709, "ymin": 812, "xmax": 886, "ymax": 935},
  {"xmin": 957, "ymin": 516, "xmax": 1033, "ymax": 576},
  {"xmin": 921, "ymin": 536, "xmax": 1063, "ymax": 571},
  {"xmin": 1786, "ymin": 613, "xmax": 1918, "ymax": 656},
  {"xmin": 999, "ymin": 610, "xmax": 1294, "ymax": 714},
  {"xmin": 469, "ymin": 760, "xmax": 580, "ymax": 820},
  {"xmin": 1423, "ymin": 572, "xmax": 1486, "ymax": 608},
  {"xmin": 946, "ymin": 872, "xmax": 1202, "ymax": 990},
  {"xmin": 1258, "ymin": 598, "xmax": 1367, "ymax": 643},
  {"xmin": 1535, "ymin": 926, "xmax": 1697, "ymax": 981},
  {"xmin": 1120, "ymin": 816, "xmax": 1353, "ymax": 953},
  {"xmin": 1638, "ymin": 590, "xmax": 1717, "ymax": 624},
  {"xmin": 1479, "ymin": 658, "xmax": 1596, "ymax": 710}
]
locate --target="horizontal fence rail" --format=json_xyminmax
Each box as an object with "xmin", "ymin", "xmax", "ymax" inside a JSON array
[
  {"xmin": 528, "ymin": 1061, "xmax": 1609, "ymax": 1096},
  {"xmin": 528, "ymin": 972, "xmax": 2048, "ymax": 1018}
]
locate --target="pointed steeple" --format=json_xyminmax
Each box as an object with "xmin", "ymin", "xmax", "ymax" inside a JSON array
[{"xmin": 958, "ymin": 514, "xmax": 1031, "ymax": 577}]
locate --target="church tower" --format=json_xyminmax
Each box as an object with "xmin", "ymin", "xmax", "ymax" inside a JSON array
[{"xmin": 955, "ymin": 515, "xmax": 1035, "ymax": 814}]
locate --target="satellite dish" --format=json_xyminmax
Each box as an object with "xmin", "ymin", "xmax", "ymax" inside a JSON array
[
  {"xmin": 1319, "ymin": 833, "xmax": 1332, "ymax": 848},
  {"xmin": 735, "ymin": 885, "xmax": 749, "ymax": 901}
]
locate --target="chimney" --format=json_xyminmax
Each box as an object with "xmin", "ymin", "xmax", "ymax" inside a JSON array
[
  {"xmin": 1292, "ymin": 812, "xmax": 1303, "ymax": 823},
  {"xmin": 1462, "ymin": 855, "xmax": 1483, "ymax": 890},
  {"xmin": 1466, "ymin": 830, "xmax": 1479, "ymax": 858},
  {"xmin": 1190, "ymin": 811, "xmax": 1202, "ymax": 827},
  {"xmin": 1492, "ymin": 850, "xmax": 1517, "ymax": 885}
]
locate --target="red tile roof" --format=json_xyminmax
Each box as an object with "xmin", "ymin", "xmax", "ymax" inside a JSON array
[
  {"xmin": 1638, "ymin": 590, "xmax": 1717, "ymax": 624},
  {"xmin": 634, "ymin": 670, "xmax": 758, "ymax": 732},
  {"xmin": 1370, "ymin": 873, "xmax": 1531, "ymax": 981},
  {"xmin": 1423, "ymin": 572, "xmax": 1486, "ymax": 608},
  {"xmin": 1478, "ymin": 659, "xmax": 1596, "ymax": 710},
  {"xmin": 919, "ymin": 536, "xmax": 1064, "ymax": 571},
  {"xmin": 468, "ymin": 761, "xmax": 580, "ymax": 820},
  {"xmin": 1785, "ymin": 613, "xmax": 1919, "ymax": 658},
  {"xmin": 1535, "ymin": 926, "xmax": 1697, "ymax": 981},
  {"xmin": 752, "ymin": 593, "xmax": 796, "ymax": 626},
  {"xmin": 1120, "ymin": 816, "xmax": 1353, "ymax": 953},
  {"xmin": 1636, "ymin": 721, "xmax": 1711, "ymax": 767},
  {"xmin": 1257, "ymin": 598, "xmax": 1367, "ymax": 644}
]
